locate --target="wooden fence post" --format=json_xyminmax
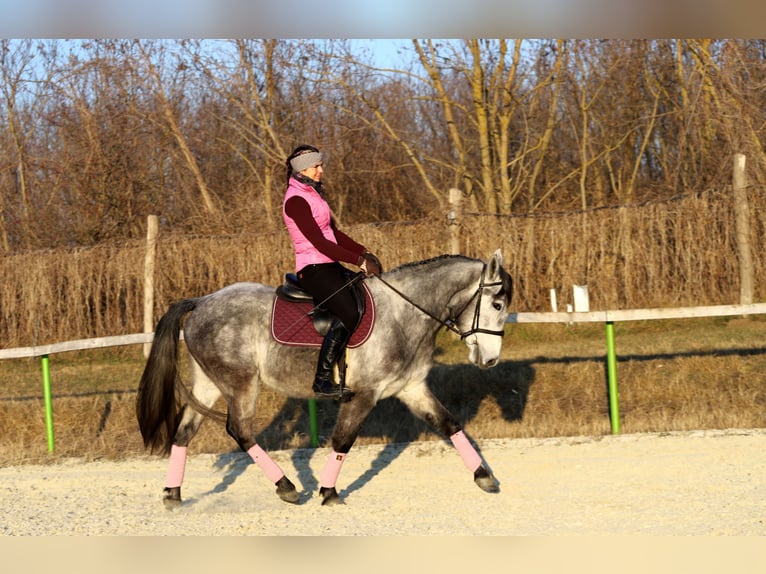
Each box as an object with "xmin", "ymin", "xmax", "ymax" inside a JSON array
[
  {"xmin": 143, "ymin": 215, "xmax": 159, "ymax": 358},
  {"xmin": 733, "ymin": 154, "xmax": 753, "ymax": 306},
  {"xmin": 448, "ymin": 188, "xmax": 462, "ymax": 254}
]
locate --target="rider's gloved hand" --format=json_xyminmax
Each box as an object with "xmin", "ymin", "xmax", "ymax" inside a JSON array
[{"xmin": 359, "ymin": 252, "xmax": 383, "ymax": 277}]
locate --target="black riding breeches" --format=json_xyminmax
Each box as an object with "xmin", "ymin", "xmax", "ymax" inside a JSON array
[{"xmin": 297, "ymin": 262, "xmax": 360, "ymax": 331}]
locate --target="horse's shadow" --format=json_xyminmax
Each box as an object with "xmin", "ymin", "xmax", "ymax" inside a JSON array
[{"xmin": 205, "ymin": 358, "xmax": 536, "ymax": 503}]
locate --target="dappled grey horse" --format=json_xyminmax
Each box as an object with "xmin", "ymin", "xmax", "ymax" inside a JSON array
[{"xmin": 136, "ymin": 250, "xmax": 512, "ymax": 507}]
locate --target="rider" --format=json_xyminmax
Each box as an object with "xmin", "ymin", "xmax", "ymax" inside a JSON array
[{"xmin": 282, "ymin": 144, "xmax": 383, "ymax": 400}]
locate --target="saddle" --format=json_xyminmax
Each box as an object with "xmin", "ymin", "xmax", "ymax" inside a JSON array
[{"xmin": 270, "ymin": 272, "xmax": 375, "ymax": 348}]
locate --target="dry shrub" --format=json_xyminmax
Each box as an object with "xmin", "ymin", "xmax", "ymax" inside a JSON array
[
  {"xmin": 467, "ymin": 190, "xmax": 748, "ymax": 313},
  {"xmin": 2, "ymin": 189, "xmax": 763, "ymax": 347},
  {"xmin": 1, "ymin": 244, "xmax": 144, "ymax": 346}
]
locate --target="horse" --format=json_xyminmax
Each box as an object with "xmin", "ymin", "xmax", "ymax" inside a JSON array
[{"xmin": 136, "ymin": 250, "xmax": 513, "ymax": 507}]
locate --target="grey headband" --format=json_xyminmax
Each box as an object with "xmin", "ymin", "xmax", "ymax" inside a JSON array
[{"xmin": 290, "ymin": 151, "xmax": 324, "ymax": 173}]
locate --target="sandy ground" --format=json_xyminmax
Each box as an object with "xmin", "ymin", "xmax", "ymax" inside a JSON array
[{"xmin": 1, "ymin": 428, "xmax": 765, "ymax": 536}]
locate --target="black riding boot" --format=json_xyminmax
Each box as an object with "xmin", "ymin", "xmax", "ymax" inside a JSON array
[{"xmin": 312, "ymin": 319, "xmax": 355, "ymax": 400}]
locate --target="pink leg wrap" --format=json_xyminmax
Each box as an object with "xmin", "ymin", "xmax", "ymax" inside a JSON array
[
  {"xmin": 320, "ymin": 451, "xmax": 347, "ymax": 489},
  {"xmin": 165, "ymin": 445, "xmax": 187, "ymax": 488},
  {"xmin": 450, "ymin": 430, "xmax": 482, "ymax": 472},
  {"xmin": 247, "ymin": 444, "xmax": 285, "ymax": 483}
]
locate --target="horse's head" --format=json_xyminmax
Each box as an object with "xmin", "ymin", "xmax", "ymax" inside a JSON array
[{"xmin": 457, "ymin": 249, "xmax": 512, "ymax": 369}]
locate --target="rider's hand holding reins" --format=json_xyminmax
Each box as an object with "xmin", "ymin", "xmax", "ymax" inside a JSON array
[{"xmin": 359, "ymin": 251, "xmax": 383, "ymax": 277}]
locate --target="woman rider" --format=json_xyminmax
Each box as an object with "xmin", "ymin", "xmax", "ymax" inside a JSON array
[{"xmin": 282, "ymin": 144, "xmax": 382, "ymax": 400}]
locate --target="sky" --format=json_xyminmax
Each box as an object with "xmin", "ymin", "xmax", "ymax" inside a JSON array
[
  {"xmin": 350, "ymin": 40, "xmax": 412, "ymax": 69},
  {"xmin": 0, "ymin": 0, "xmax": 763, "ymax": 38}
]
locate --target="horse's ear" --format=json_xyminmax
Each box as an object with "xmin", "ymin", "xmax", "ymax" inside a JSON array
[{"xmin": 488, "ymin": 249, "xmax": 503, "ymax": 278}]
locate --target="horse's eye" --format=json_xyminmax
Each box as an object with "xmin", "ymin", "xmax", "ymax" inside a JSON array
[{"xmin": 492, "ymin": 302, "xmax": 503, "ymax": 311}]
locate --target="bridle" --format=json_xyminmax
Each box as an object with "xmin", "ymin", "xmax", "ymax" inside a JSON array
[{"xmin": 377, "ymin": 263, "xmax": 506, "ymax": 340}]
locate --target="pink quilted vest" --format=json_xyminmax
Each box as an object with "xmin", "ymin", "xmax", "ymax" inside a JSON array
[{"xmin": 282, "ymin": 177, "xmax": 337, "ymax": 271}]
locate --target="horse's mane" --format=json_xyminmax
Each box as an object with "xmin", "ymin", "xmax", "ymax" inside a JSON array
[
  {"xmin": 388, "ymin": 253, "xmax": 512, "ymax": 305},
  {"xmin": 388, "ymin": 253, "xmax": 476, "ymax": 274}
]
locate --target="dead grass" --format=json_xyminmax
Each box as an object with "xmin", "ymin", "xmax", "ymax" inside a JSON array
[
  {"xmin": 1, "ymin": 316, "xmax": 764, "ymax": 467},
  {"xmin": 4, "ymin": 189, "xmax": 766, "ymax": 347}
]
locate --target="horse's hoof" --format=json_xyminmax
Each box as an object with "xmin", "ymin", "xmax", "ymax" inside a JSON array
[
  {"xmin": 319, "ymin": 486, "xmax": 342, "ymax": 506},
  {"xmin": 162, "ymin": 486, "xmax": 182, "ymax": 509},
  {"xmin": 275, "ymin": 476, "xmax": 300, "ymax": 504},
  {"xmin": 474, "ymin": 466, "xmax": 500, "ymax": 493}
]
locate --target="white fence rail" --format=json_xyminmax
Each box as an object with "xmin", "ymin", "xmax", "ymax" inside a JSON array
[{"xmin": 5, "ymin": 302, "xmax": 766, "ymax": 361}]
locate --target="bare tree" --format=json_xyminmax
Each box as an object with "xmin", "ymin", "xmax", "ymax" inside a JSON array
[
  {"xmin": 2, "ymin": 38, "xmax": 766, "ymax": 253},
  {"xmin": 183, "ymin": 39, "xmax": 292, "ymax": 230},
  {"xmin": 135, "ymin": 40, "xmax": 218, "ymax": 217},
  {"xmin": 0, "ymin": 39, "xmax": 41, "ymax": 251},
  {"xmin": 688, "ymin": 40, "xmax": 766, "ymax": 182}
]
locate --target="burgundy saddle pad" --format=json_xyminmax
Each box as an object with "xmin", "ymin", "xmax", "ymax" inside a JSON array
[{"xmin": 270, "ymin": 281, "xmax": 375, "ymax": 348}]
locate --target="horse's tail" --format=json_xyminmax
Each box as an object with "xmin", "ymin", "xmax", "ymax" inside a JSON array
[{"xmin": 136, "ymin": 297, "xmax": 199, "ymax": 456}]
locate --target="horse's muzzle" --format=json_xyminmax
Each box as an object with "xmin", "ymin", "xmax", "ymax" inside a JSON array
[{"xmin": 482, "ymin": 357, "xmax": 498, "ymax": 369}]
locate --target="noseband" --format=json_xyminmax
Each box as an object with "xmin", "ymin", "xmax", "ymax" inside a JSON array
[{"xmin": 378, "ymin": 264, "xmax": 506, "ymax": 340}]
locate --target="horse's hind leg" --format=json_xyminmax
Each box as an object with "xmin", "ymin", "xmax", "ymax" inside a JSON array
[
  {"xmin": 397, "ymin": 382, "xmax": 500, "ymax": 493},
  {"xmin": 162, "ymin": 364, "xmax": 222, "ymax": 509},
  {"xmin": 224, "ymin": 384, "xmax": 299, "ymax": 504}
]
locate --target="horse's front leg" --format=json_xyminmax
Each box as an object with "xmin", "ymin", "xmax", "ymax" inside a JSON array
[
  {"xmin": 318, "ymin": 392, "xmax": 377, "ymax": 506},
  {"xmin": 397, "ymin": 382, "xmax": 500, "ymax": 493}
]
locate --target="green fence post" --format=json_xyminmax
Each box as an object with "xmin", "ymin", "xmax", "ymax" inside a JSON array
[
  {"xmin": 605, "ymin": 321, "xmax": 621, "ymax": 434},
  {"xmin": 40, "ymin": 354, "xmax": 55, "ymax": 452},
  {"xmin": 308, "ymin": 398, "xmax": 319, "ymax": 447}
]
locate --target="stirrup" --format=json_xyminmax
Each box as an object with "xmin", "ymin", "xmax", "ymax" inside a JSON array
[{"xmin": 312, "ymin": 379, "xmax": 354, "ymax": 401}]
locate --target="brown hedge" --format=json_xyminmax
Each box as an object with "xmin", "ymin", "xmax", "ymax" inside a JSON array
[{"xmin": 2, "ymin": 189, "xmax": 763, "ymax": 348}]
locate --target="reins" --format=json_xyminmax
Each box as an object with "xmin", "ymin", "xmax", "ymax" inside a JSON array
[
  {"xmin": 277, "ymin": 262, "xmax": 505, "ymax": 341},
  {"xmin": 376, "ymin": 263, "xmax": 506, "ymax": 339},
  {"xmin": 376, "ymin": 275, "xmax": 464, "ymax": 336}
]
